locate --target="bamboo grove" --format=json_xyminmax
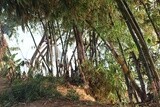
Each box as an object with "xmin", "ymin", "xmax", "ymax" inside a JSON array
[{"xmin": 0, "ymin": 0, "xmax": 160, "ymax": 103}]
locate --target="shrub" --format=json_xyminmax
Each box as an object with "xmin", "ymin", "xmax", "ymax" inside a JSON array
[
  {"xmin": 82, "ymin": 61, "xmax": 112, "ymax": 102},
  {"xmin": 66, "ymin": 89, "xmax": 79, "ymax": 101},
  {"xmin": 0, "ymin": 75, "xmax": 62, "ymax": 107}
]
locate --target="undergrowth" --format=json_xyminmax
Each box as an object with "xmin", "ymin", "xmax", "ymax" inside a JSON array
[
  {"xmin": 66, "ymin": 89, "xmax": 79, "ymax": 101},
  {"xmin": 0, "ymin": 74, "xmax": 62, "ymax": 107},
  {"xmin": 82, "ymin": 61, "xmax": 112, "ymax": 102}
]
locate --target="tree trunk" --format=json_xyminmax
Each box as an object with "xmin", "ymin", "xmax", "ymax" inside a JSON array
[
  {"xmin": 117, "ymin": 38, "xmax": 139, "ymax": 102},
  {"xmin": 73, "ymin": 24, "xmax": 88, "ymax": 87},
  {"xmin": 140, "ymin": 0, "xmax": 160, "ymax": 42},
  {"xmin": 130, "ymin": 51, "xmax": 147, "ymax": 100},
  {"xmin": 103, "ymin": 40, "xmax": 145, "ymax": 102},
  {"xmin": 28, "ymin": 25, "xmax": 52, "ymax": 75},
  {"xmin": 115, "ymin": 0, "xmax": 160, "ymax": 93}
]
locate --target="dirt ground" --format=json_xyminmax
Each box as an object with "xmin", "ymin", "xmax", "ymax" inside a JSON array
[
  {"xmin": 13, "ymin": 99, "xmax": 116, "ymax": 107},
  {"xmin": 1, "ymin": 77, "xmax": 160, "ymax": 107},
  {"xmin": 0, "ymin": 77, "xmax": 115, "ymax": 107}
]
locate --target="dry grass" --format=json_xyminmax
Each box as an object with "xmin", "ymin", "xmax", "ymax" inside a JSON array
[{"xmin": 57, "ymin": 84, "xmax": 95, "ymax": 102}]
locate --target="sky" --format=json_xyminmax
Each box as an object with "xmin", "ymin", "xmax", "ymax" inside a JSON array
[
  {"xmin": 6, "ymin": 27, "xmax": 41, "ymax": 60},
  {"xmin": 5, "ymin": 26, "xmax": 75, "ymax": 75}
]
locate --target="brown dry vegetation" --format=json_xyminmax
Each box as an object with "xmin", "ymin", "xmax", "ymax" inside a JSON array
[
  {"xmin": 0, "ymin": 76, "xmax": 116, "ymax": 107},
  {"xmin": 0, "ymin": 77, "xmax": 160, "ymax": 107}
]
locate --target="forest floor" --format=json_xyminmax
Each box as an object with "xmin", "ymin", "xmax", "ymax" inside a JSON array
[
  {"xmin": 13, "ymin": 99, "xmax": 114, "ymax": 107},
  {"xmin": 0, "ymin": 76, "xmax": 119, "ymax": 107},
  {"xmin": 0, "ymin": 77, "xmax": 160, "ymax": 107},
  {"xmin": 0, "ymin": 77, "xmax": 113, "ymax": 107}
]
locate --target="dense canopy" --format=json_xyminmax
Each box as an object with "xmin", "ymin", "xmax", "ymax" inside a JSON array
[{"xmin": 0, "ymin": 0, "xmax": 160, "ymax": 105}]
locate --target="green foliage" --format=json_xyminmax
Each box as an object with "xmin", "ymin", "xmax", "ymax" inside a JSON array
[
  {"xmin": 0, "ymin": 53, "xmax": 21, "ymax": 78},
  {"xmin": 0, "ymin": 75, "xmax": 62, "ymax": 107},
  {"xmin": 1, "ymin": 0, "xmax": 160, "ymax": 104},
  {"xmin": 82, "ymin": 60, "xmax": 113, "ymax": 102},
  {"xmin": 66, "ymin": 89, "xmax": 79, "ymax": 101}
]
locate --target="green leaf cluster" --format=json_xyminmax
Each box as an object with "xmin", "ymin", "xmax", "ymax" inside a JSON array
[{"xmin": 0, "ymin": 75, "xmax": 62, "ymax": 107}]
